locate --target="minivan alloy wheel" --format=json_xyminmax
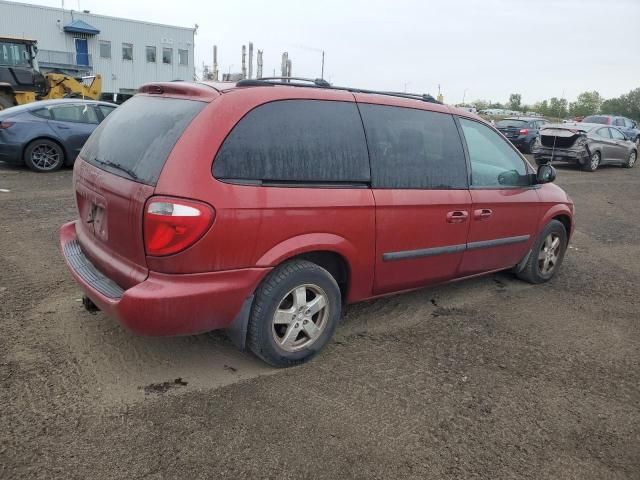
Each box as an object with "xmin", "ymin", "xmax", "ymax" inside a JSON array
[
  {"xmin": 272, "ymin": 284, "xmax": 329, "ymax": 352},
  {"xmin": 30, "ymin": 144, "xmax": 62, "ymax": 170},
  {"xmin": 538, "ymin": 233, "xmax": 561, "ymax": 275}
]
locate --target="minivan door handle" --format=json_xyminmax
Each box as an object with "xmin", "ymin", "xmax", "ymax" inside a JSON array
[
  {"xmin": 473, "ymin": 208, "xmax": 493, "ymax": 220},
  {"xmin": 446, "ymin": 210, "xmax": 469, "ymax": 223}
]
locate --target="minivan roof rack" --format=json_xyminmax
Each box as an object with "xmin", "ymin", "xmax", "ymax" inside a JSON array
[{"xmin": 234, "ymin": 77, "xmax": 441, "ymax": 104}]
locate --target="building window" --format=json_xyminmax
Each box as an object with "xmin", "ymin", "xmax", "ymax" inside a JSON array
[
  {"xmin": 178, "ymin": 49, "xmax": 188, "ymax": 66},
  {"xmin": 146, "ymin": 46, "xmax": 156, "ymax": 63},
  {"xmin": 162, "ymin": 47, "xmax": 172, "ymax": 64},
  {"xmin": 122, "ymin": 43, "xmax": 133, "ymax": 61},
  {"xmin": 99, "ymin": 41, "xmax": 111, "ymax": 59}
]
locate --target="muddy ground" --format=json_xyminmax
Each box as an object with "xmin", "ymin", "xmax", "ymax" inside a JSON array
[{"xmin": 0, "ymin": 158, "xmax": 638, "ymax": 479}]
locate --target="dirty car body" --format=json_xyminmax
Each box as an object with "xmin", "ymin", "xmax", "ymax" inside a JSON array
[{"xmin": 533, "ymin": 123, "xmax": 636, "ymax": 168}]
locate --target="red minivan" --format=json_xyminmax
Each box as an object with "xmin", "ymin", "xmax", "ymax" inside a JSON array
[{"xmin": 60, "ymin": 79, "xmax": 574, "ymax": 367}]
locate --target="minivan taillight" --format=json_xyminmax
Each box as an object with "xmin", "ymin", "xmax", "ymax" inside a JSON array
[
  {"xmin": 0, "ymin": 121, "xmax": 14, "ymax": 130},
  {"xmin": 519, "ymin": 128, "xmax": 529, "ymax": 136},
  {"xmin": 144, "ymin": 197, "xmax": 215, "ymax": 256}
]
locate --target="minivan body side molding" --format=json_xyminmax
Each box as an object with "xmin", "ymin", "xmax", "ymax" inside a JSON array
[
  {"xmin": 382, "ymin": 244, "xmax": 466, "ymax": 262},
  {"xmin": 466, "ymin": 235, "xmax": 530, "ymax": 251},
  {"xmin": 383, "ymin": 235, "xmax": 531, "ymax": 262}
]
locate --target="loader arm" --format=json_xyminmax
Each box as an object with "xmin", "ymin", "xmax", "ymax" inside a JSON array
[{"xmin": 43, "ymin": 73, "xmax": 102, "ymax": 100}]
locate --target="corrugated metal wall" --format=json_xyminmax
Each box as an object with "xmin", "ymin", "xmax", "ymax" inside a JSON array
[{"xmin": 0, "ymin": 0, "xmax": 195, "ymax": 94}]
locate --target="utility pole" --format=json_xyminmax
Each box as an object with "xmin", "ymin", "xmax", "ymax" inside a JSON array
[
  {"xmin": 321, "ymin": 50, "xmax": 325, "ymax": 79},
  {"xmin": 248, "ymin": 42, "xmax": 254, "ymax": 79}
]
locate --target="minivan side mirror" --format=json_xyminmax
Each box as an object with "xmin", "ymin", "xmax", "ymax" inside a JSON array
[{"xmin": 536, "ymin": 164, "xmax": 556, "ymax": 184}]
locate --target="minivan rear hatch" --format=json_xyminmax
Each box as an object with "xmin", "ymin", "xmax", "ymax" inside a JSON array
[{"xmin": 74, "ymin": 94, "xmax": 207, "ymax": 289}]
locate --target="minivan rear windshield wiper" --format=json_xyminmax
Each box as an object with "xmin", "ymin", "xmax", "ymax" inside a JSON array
[{"xmin": 95, "ymin": 158, "xmax": 140, "ymax": 181}]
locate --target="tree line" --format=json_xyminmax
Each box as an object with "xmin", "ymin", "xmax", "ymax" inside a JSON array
[{"xmin": 469, "ymin": 88, "xmax": 640, "ymax": 121}]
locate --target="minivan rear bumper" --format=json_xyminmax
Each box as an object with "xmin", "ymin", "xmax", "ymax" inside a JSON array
[{"xmin": 60, "ymin": 221, "xmax": 269, "ymax": 336}]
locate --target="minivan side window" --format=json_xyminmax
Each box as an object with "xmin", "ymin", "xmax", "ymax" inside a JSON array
[
  {"xmin": 358, "ymin": 104, "xmax": 468, "ymax": 189},
  {"xmin": 213, "ymin": 100, "xmax": 370, "ymax": 185},
  {"xmin": 459, "ymin": 118, "xmax": 529, "ymax": 187}
]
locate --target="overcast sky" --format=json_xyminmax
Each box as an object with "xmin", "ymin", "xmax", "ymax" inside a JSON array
[{"xmin": 22, "ymin": 0, "xmax": 640, "ymax": 105}]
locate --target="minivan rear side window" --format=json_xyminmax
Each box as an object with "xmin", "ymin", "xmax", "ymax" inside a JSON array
[
  {"xmin": 358, "ymin": 104, "xmax": 468, "ymax": 189},
  {"xmin": 81, "ymin": 95, "xmax": 205, "ymax": 185},
  {"xmin": 213, "ymin": 100, "xmax": 370, "ymax": 185}
]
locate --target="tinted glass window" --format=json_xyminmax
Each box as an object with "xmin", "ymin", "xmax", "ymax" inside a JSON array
[
  {"xmin": 496, "ymin": 119, "xmax": 526, "ymax": 128},
  {"xmin": 583, "ymin": 115, "xmax": 609, "ymax": 125},
  {"xmin": 460, "ymin": 118, "xmax": 529, "ymax": 187},
  {"xmin": 99, "ymin": 41, "xmax": 111, "ymax": 59},
  {"xmin": 359, "ymin": 104, "xmax": 467, "ymax": 189},
  {"xmin": 31, "ymin": 107, "xmax": 51, "ymax": 119},
  {"xmin": 50, "ymin": 104, "xmax": 99, "ymax": 124},
  {"xmin": 624, "ymin": 118, "xmax": 635, "ymax": 128},
  {"xmin": 146, "ymin": 46, "xmax": 156, "ymax": 63},
  {"xmin": 122, "ymin": 43, "xmax": 133, "ymax": 61},
  {"xmin": 596, "ymin": 127, "xmax": 611, "ymax": 138},
  {"xmin": 97, "ymin": 105, "xmax": 116, "ymax": 119},
  {"xmin": 162, "ymin": 48, "xmax": 172, "ymax": 64},
  {"xmin": 81, "ymin": 96, "xmax": 205, "ymax": 185},
  {"xmin": 178, "ymin": 49, "xmax": 188, "ymax": 65},
  {"xmin": 613, "ymin": 118, "xmax": 624, "ymax": 126},
  {"xmin": 214, "ymin": 100, "xmax": 370, "ymax": 184},
  {"xmin": 610, "ymin": 128, "xmax": 626, "ymax": 140}
]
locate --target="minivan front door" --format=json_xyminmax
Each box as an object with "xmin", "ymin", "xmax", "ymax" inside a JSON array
[
  {"xmin": 356, "ymin": 100, "xmax": 472, "ymax": 294},
  {"xmin": 457, "ymin": 118, "xmax": 541, "ymax": 275}
]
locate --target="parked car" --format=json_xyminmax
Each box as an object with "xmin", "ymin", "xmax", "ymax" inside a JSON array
[
  {"xmin": 59, "ymin": 80, "xmax": 574, "ymax": 367},
  {"xmin": 581, "ymin": 115, "xmax": 640, "ymax": 146},
  {"xmin": 496, "ymin": 117, "xmax": 548, "ymax": 153},
  {"xmin": 533, "ymin": 123, "xmax": 637, "ymax": 171},
  {"xmin": 0, "ymin": 99, "xmax": 116, "ymax": 172}
]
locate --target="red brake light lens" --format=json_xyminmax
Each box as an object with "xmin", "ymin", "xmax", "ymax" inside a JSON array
[
  {"xmin": 144, "ymin": 197, "xmax": 215, "ymax": 256},
  {"xmin": 0, "ymin": 121, "xmax": 14, "ymax": 130},
  {"xmin": 519, "ymin": 128, "xmax": 529, "ymax": 135}
]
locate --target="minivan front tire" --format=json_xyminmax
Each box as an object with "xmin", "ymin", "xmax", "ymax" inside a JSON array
[
  {"xmin": 247, "ymin": 259, "xmax": 341, "ymax": 367},
  {"xmin": 516, "ymin": 220, "xmax": 567, "ymax": 284}
]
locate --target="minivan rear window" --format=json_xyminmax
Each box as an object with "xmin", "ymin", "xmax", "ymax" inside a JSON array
[{"xmin": 80, "ymin": 95, "xmax": 205, "ymax": 185}]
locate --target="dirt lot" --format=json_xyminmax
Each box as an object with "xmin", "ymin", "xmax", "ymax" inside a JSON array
[{"xmin": 1, "ymin": 158, "xmax": 639, "ymax": 479}]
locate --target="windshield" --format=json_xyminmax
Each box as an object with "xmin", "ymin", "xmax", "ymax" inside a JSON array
[
  {"xmin": 582, "ymin": 115, "xmax": 610, "ymax": 125},
  {"xmin": 0, "ymin": 42, "xmax": 31, "ymax": 67},
  {"xmin": 496, "ymin": 119, "xmax": 527, "ymax": 128}
]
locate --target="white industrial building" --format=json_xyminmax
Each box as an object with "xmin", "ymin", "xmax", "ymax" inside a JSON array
[{"xmin": 0, "ymin": 0, "xmax": 195, "ymax": 100}]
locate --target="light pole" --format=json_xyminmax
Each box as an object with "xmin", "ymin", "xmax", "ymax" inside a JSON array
[
  {"xmin": 462, "ymin": 88, "xmax": 468, "ymax": 105},
  {"xmin": 404, "ymin": 82, "xmax": 411, "ymax": 93}
]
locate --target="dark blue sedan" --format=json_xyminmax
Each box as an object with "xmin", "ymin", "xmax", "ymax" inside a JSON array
[
  {"xmin": 496, "ymin": 117, "xmax": 548, "ymax": 153},
  {"xmin": 0, "ymin": 99, "xmax": 116, "ymax": 172}
]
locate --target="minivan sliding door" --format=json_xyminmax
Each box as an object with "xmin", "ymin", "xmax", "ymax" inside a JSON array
[{"xmin": 357, "ymin": 101, "xmax": 472, "ymax": 295}]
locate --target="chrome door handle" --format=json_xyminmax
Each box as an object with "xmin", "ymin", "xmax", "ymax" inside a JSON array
[{"xmin": 473, "ymin": 208, "xmax": 493, "ymax": 220}]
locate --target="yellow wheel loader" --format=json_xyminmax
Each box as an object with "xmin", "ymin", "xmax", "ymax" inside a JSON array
[{"xmin": 0, "ymin": 36, "xmax": 101, "ymax": 111}]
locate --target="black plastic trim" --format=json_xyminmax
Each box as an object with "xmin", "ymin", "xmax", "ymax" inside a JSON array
[
  {"xmin": 466, "ymin": 235, "xmax": 530, "ymax": 251},
  {"xmin": 383, "ymin": 244, "xmax": 466, "ymax": 262},
  {"xmin": 383, "ymin": 235, "xmax": 531, "ymax": 262},
  {"xmin": 63, "ymin": 240, "xmax": 124, "ymax": 299}
]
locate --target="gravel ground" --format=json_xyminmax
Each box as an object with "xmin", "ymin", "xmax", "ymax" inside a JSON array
[{"xmin": 0, "ymin": 158, "xmax": 638, "ymax": 479}]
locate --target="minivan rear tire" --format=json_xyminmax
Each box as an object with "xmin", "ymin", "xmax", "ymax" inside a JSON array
[
  {"xmin": 247, "ymin": 259, "xmax": 341, "ymax": 367},
  {"xmin": 516, "ymin": 220, "xmax": 567, "ymax": 284}
]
